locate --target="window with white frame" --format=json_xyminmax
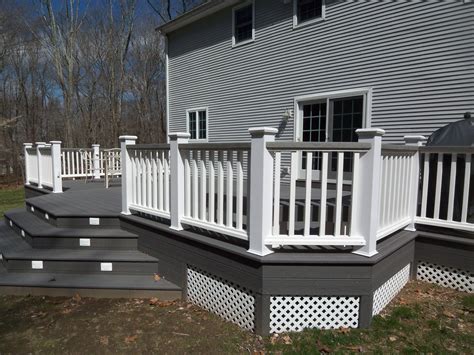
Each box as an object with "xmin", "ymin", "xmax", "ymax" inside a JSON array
[
  {"xmin": 294, "ymin": 0, "xmax": 324, "ymax": 27},
  {"xmin": 187, "ymin": 108, "xmax": 208, "ymax": 140},
  {"xmin": 233, "ymin": 1, "xmax": 254, "ymax": 46}
]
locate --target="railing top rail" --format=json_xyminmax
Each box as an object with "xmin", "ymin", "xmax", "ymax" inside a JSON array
[
  {"xmin": 266, "ymin": 141, "xmax": 371, "ymax": 152},
  {"xmin": 129, "ymin": 144, "xmax": 170, "ymax": 150},
  {"xmin": 419, "ymin": 146, "xmax": 474, "ymax": 154},
  {"xmin": 382, "ymin": 144, "xmax": 419, "ymax": 153},
  {"xmin": 62, "ymin": 148, "xmax": 93, "ymax": 151},
  {"xmin": 181, "ymin": 142, "xmax": 251, "ymax": 151}
]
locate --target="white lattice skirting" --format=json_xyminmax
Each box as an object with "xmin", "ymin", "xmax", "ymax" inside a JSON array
[
  {"xmin": 417, "ymin": 261, "xmax": 473, "ymax": 293},
  {"xmin": 372, "ymin": 264, "xmax": 411, "ymax": 316},
  {"xmin": 269, "ymin": 296, "xmax": 360, "ymax": 333},
  {"xmin": 186, "ymin": 266, "xmax": 255, "ymax": 331}
]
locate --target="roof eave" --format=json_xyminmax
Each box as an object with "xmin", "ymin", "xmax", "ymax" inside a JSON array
[{"xmin": 157, "ymin": 0, "xmax": 241, "ymax": 34}]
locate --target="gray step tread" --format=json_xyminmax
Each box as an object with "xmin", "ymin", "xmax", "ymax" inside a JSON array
[
  {"xmin": 26, "ymin": 186, "xmax": 121, "ymax": 218},
  {"xmin": 5, "ymin": 209, "xmax": 137, "ymax": 239},
  {"xmin": 0, "ymin": 263, "xmax": 180, "ymax": 291},
  {"xmin": 0, "ymin": 222, "xmax": 157, "ymax": 263}
]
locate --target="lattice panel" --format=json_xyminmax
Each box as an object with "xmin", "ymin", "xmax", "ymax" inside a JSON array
[
  {"xmin": 186, "ymin": 266, "xmax": 255, "ymax": 331},
  {"xmin": 372, "ymin": 264, "xmax": 410, "ymax": 316},
  {"xmin": 417, "ymin": 261, "xmax": 473, "ymax": 293},
  {"xmin": 269, "ymin": 296, "xmax": 359, "ymax": 333}
]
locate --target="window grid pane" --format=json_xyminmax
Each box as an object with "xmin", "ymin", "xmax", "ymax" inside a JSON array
[
  {"xmin": 297, "ymin": 0, "xmax": 322, "ymax": 23},
  {"xmin": 198, "ymin": 111, "xmax": 207, "ymax": 139},
  {"xmin": 302, "ymin": 102, "xmax": 326, "ymax": 171},
  {"xmin": 235, "ymin": 5, "xmax": 253, "ymax": 43},
  {"xmin": 189, "ymin": 112, "xmax": 197, "ymax": 140}
]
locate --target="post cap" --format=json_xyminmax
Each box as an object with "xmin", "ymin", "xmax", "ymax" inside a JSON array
[
  {"xmin": 168, "ymin": 132, "xmax": 191, "ymax": 140},
  {"xmin": 248, "ymin": 127, "xmax": 278, "ymax": 137},
  {"xmin": 23, "ymin": 143, "xmax": 33, "ymax": 146},
  {"xmin": 356, "ymin": 128, "xmax": 385, "ymax": 139},
  {"xmin": 119, "ymin": 135, "xmax": 138, "ymax": 141},
  {"xmin": 35, "ymin": 142, "xmax": 47, "ymax": 145},
  {"xmin": 50, "ymin": 140, "xmax": 62, "ymax": 144},
  {"xmin": 91, "ymin": 144, "xmax": 100, "ymax": 147},
  {"xmin": 404, "ymin": 135, "xmax": 426, "ymax": 145}
]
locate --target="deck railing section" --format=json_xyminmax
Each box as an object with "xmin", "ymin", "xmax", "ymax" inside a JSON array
[
  {"xmin": 417, "ymin": 147, "xmax": 473, "ymax": 232},
  {"xmin": 377, "ymin": 145, "xmax": 418, "ymax": 240},
  {"xmin": 127, "ymin": 145, "xmax": 171, "ymax": 218},
  {"xmin": 24, "ymin": 141, "xmax": 62, "ymax": 193},
  {"xmin": 61, "ymin": 148, "xmax": 92, "ymax": 178},
  {"xmin": 119, "ymin": 129, "xmax": 471, "ymax": 257},
  {"xmin": 266, "ymin": 142, "xmax": 369, "ymax": 246},
  {"xmin": 181, "ymin": 143, "xmax": 250, "ymax": 240}
]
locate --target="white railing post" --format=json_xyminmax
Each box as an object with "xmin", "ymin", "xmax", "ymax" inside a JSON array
[
  {"xmin": 120, "ymin": 135, "xmax": 138, "ymax": 215},
  {"xmin": 35, "ymin": 142, "xmax": 46, "ymax": 189},
  {"xmin": 50, "ymin": 141, "xmax": 63, "ymax": 193},
  {"xmin": 23, "ymin": 143, "xmax": 33, "ymax": 185},
  {"xmin": 404, "ymin": 135, "xmax": 426, "ymax": 231},
  {"xmin": 247, "ymin": 127, "xmax": 278, "ymax": 256},
  {"xmin": 352, "ymin": 128, "xmax": 385, "ymax": 257},
  {"xmin": 92, "ymin": 144, "xmax": 101, "ymax": 179},
  {"xmin": 169, "ymin": 132, "xmax": 190, "ymax": 230}
]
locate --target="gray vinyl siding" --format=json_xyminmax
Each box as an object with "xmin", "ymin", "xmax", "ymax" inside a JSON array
[{"xmin": 168, "ymin": 0, "xmax": 474, "ymax": 143}]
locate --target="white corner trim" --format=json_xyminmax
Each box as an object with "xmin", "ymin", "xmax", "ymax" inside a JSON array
[{"xmin": 232, "ymin": 0, "xmax": 255, "ymax": 47}]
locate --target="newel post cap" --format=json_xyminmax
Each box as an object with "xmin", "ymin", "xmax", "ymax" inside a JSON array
[
  {"xmin": 91, "ymin": 144, "xmax": 100, "ymax": 147},
  {"xmin": 404, "ymin": 135, "xmax": 426, "ymax": 145},
  {"xmin": 119, "ymin": 135, "xmax": 138, "ymax": 141},
  {"xmin": 168, "ymin": 132, "xmax": 191, "ymax": 140},
  {"xmin": 356, "ymin": 128, "xmax": 385, "ymax": 139},
  {"xmin": 248, "ymin": 127, "xmax": 278, "ymax": 138},
  {"xmin": 23, "ymin": 143, "xmax": 33, "ymax": 147},
  {"xmin": 35, "ymin": 141, "xmax": 46, "ymax": 145},
  {"xmin": 50, "ymin": 140, "xmax": 62, "ymax": 145}
]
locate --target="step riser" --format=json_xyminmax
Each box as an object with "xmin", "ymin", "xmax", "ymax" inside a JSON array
[
  {"xmin": 5, "ymin": 259, "xmax": 158, "ymax": 275},
  {"xmin": 26, "ymin": 202, "xmax": 121, "ymax": 228},
  {"xmin": 32, "ymin": 238, "xmax": 137, "ymax": 250},
  {"xmin": 5, "ymin": 217, "xmax": 137, "ymax": 250}
]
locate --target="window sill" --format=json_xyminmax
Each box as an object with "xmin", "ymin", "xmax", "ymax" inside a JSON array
[
  {"xmin": 232, "ymin": 38, "xmax": 255, "ymax": 48},
  {"xmin": 293, "ymin": 16, "xmax": 325, "ymax": 30}
]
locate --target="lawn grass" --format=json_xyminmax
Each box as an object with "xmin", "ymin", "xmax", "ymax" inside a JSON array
[
  {"xmin": 0, "ymin": 281, "xmax": 471, "ymax": 353},
  {"xmin": 0, "ymin": 185, "xmax": 24, "ymax": 219}
]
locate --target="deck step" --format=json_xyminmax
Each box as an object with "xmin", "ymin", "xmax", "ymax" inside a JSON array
[
  {"xmin": 0, "ymin": 263, "xmax": 181, "ymax": 299},
  {"xmin": 0, "ymin": 222, "xmax": 158, "ymax": 274},
  {"xmin": 5, "ymin": 209, "xmax": 137, "ymax": 250}
]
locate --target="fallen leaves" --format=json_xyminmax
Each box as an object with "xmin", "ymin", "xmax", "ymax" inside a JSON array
[
  {"xmin": 99, "ymin": 336, "xmax": 109, "ymax": 345},
  {"xmin": 153, "ymin": 273, "xmax": 161, "ymax": 281},
  {"xmin": 124, "ymin": 334, "xmax": 138, "ymax": 344},
  {"xmin": 149, "ymin": 298, "xmax": 175, "ymax": 307}
]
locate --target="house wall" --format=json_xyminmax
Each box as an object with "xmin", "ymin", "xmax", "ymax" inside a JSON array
[{"xmin": 167, "ymin": 0, "xmax": 474, "ymax": 143}]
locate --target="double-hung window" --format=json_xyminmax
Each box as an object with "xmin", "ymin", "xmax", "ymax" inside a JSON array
[
  {"xmin": 232, "ymin": 1, "xmax": 254, "ymax": 46},
  {"xmin": 187, "ymin": 108, "xmax": 208, "ymax": 141},
  {"xmin": 294, "ymin": 0, "xmax": 325, "ymax": 27}
]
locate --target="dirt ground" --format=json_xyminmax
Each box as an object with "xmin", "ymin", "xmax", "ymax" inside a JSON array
[{"xmin": 0, "ymin": 281, "xmax": 472, "ymax": 354}]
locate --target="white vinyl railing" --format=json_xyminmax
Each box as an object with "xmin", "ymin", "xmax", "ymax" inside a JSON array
[
  {"xmin": 24, "ymin": 141, "xmax": 62, "ymax": 193},
  {"xmin": 127, "ymin": 145, "xmax": 171, "ymax": 218},
  {"xmin": 377, "ymin": 146, "xmax": 418, "ymax": 239},
  {"xmin": 62, "ymin": 148, "xmax": 92, "ymax": 178},
  {"xmin": 417, "ymin": 147, "xmax": 473, "ymax": 232},
  {"xmin": 119, "ymin": 129, "xmax": 472, "ymax": 257},
  {"xmin": 266, "ymin": 143, "xmax": 369, "ymax": 246},
  {"xmin": 181, "ymin": 144, "xmax": 250, "ymax": 240}
]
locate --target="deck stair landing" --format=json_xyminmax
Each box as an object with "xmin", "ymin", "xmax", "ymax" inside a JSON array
[{"xmin": 0, "ymin": 188, "xmax": 181, "ymax": 299}]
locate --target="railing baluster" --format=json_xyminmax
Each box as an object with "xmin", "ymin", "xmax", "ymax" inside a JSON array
[
  {"xmin": 434, "ymin": 153, "xmax": 443, "ymax": 219},
  {"xmin": 288, "ymin": 151, "xmax": 297, "ymax": 236},
  {"xmin": 303, "ymin": 152, "xmax": 312, "ymax": 237},
  {"xmin": 141, "ymin": 151, "xmax": 146, "ymax": 206},
  {"xmin": 208, "ymin": 151, "xmax": 215, "ymax": 223},
  {"xmin": 184, "ymin": 150, "xmax": 191, "ymax": 216},
  {"xmin": 350, "ymin": 152, "xmax": 360, "ymax": 235},
  {"xmin": 334, "ymin": 152, "xmax": 344, "ymax": 236},
  {"xmin": 421, "ymin": 153, "xmax": 430, "ymax": 218},
  {"xmin": 461, "ymin": 154, "xmax": 471, "ymax": 223},
  {"xmin": 319, "ymin": 152, "xmax": 328, "ymax": 237},
  {"xmin": 217, "ymin": 151, "xmax": 224, "ymax": 225},
  {"xmin": 131, "ymin": 151, "xmax": 136, "ymax": 204},
  {"xmin": 164, "ymin": 151, "xmax": 170, "ymax": 212},
  {"xmin": 158, "ymin": 151, "xmax": 164, "ymax": 211},
  {"xmin": 226, "ymin": 150, "xmax": 234, "ymax": 228},
  {"xmin": 152, "ymin": 151, "xmax": 158, "ymax": 209},
  {"xmin": 447, "ymin": 154, "xmax": 457, "ymax": 221},
  {"xmin": 200, "ymin": 150, "xmax": 207, "ymax": 220},
  {"xmin": 192, "ymin": 151, "xmax": 199, "ymax": 219},
  {"xmin": 272, "ymin": 152, "xmax": 281, "ymax": 236},
  {"xmin": 236, "ymin": 151, "xmax": 244, "ymax": 230},
  {"xmin": 146, "ymin": 152, "xmax": 152, "ymax": 208}
]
